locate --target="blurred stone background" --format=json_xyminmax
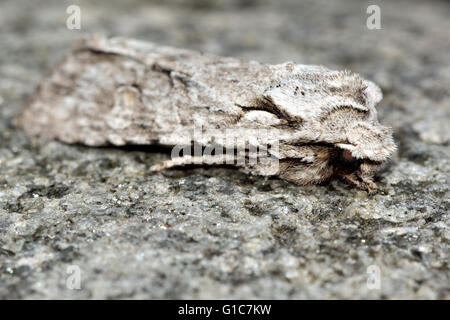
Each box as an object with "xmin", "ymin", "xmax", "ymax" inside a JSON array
[{"xmin": 0, "ymin": 0, "xmax": 448, "ymax": 299}]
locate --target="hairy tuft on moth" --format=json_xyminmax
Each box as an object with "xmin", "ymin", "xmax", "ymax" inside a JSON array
[{"xmin": 15, "ymin": 35, "xmax": 396, "ymax": 192}]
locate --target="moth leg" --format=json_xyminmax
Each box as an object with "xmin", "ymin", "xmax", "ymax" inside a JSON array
[
  {"xmin": 150, "ymin": 154, "xmax": 236, "ymax": 171},
  {"xmin": 340, "ymin": 172, "xmax": 377, "ymax": 193}
]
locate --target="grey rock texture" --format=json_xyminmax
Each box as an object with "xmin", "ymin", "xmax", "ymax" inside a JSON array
[{"xmin": 0, "ymin": 0, "xmax": 448, "ymax": 299}]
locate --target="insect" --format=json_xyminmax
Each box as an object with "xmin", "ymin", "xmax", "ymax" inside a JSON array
[{"xmin": 15, "ymin": 36, "xmax": 396, "ymax": 192}]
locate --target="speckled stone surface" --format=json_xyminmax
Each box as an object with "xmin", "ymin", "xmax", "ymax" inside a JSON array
[{"xmin": 0, "ymin": 0, "xmax": 448, "ymax": 299}]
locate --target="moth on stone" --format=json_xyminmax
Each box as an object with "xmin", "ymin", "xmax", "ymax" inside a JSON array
[{"xmin": 15, "ymin": 35, "xmax": 396, "ymax": 192}]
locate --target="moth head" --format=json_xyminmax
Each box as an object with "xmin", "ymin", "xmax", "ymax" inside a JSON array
[
  {"xmin": 261, "ymin": 68, "xmax": 395, "ymax": 191},
  {"xmin": 333, "ymin": 122, "xmax": 396, "ymax": 191},
  {"xmin": 336, "ymin": 122, "xmax": 396, "ymax": 162}
]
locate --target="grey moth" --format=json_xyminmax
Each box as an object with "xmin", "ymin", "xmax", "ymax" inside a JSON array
[{"xmin": 15, "ymin": 36, "xmax": 396, "ymax": 192}]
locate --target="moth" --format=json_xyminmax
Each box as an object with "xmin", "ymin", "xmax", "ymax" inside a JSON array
[{"xmin": 15, "ymin": 36, "xmax": 396, "ymax": 192}]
